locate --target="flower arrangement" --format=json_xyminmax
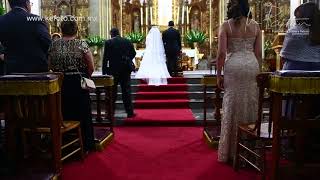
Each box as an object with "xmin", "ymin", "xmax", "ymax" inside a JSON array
[
  {"xmin": 85, "ymin": 35, "xmax": 105, "ymax": 48},
  {"xmin": 125, "ymin": 32, "xmax": 145, "ymax": 44},
  {"xmin": 185, "ymin": 30, "xmax": 208, "ymax": 45}
]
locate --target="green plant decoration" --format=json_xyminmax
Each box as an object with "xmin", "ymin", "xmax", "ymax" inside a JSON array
[
  {"xmin": 85, "ymin": 35, "xmax": 105, "ymax": 48},
  {"xmin": 185, "ymin": 30, "xmax": 208, "ymax": 45},
  {"xmin": 264, "ymin": 39, "xmax": 276, "ymax": 59},
  {"xmin": 0, "ymin": 5, "xmax": 6, "ymax": 16},
  {"xmin": 125, "ymin": 32, "xmax": 145, "ymax": 44}
]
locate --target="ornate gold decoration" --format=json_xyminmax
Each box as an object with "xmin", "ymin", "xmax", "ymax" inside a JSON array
[
  {"xmin": 95, "ymin": 132, "xmax": 114, "ymax": 152},
  {"xmin": 201, "ymin": 75, "xmax": 217, "ymax": 86},
  {"xmin": 0, "ymin": 78, "xmax": 60, "ymax": 95},
  {"xmin": 111, "ymin": 0, "xmax": 121, "ymax": 29},
  {"xmin": 41, "ymin": 0, "xmax": 89, "ymax": 39},
  {"xmin": 122, "ymin": 0, "xmax": 142, "ymax": 35},
  {"xmin": 270, "ymin": 75, "xmax": 320, "ymax": 94},
  {"xmin": 92, "ymin": 75, "xmax": 114, "ymax": 87}
]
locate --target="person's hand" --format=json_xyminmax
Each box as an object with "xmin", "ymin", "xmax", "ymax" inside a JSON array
[
  {"xmin": 0, "ymin": 54, "xmax": 4, "ymax": 61},
  {"xmin": 217, "ymin": 75, "xmax": 224, "ymax": 90}
]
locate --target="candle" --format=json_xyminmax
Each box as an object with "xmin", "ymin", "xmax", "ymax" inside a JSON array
[
  {"xmin": 150, "ymin": 7, "xmax": 152, "ymax": 25},
  {"xmin": 140, "ymin": 7, "xmax": 143, "ymax": 26},
  {"xmin": 181, "ymin": 5, "xmax": 184, "ymax": 24},
  {"xmin": 262, "ymin": 30, "xmax": 265, "ymax": 59},
  {"xmin": 146, "ymin": 6, "xmax": 148, "ymax": 26},
  {"xmin": 177, "ymin": 7, "xmax": 180, "ymax": 24},
  {"xmin": 186, "ymin": 6, "xmax": 189, "ymax": 25}
]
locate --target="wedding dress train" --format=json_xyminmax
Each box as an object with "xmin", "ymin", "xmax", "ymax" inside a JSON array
[{"xmin": 135, "ymin": 27, "xmax": 171, "ymax": 86}]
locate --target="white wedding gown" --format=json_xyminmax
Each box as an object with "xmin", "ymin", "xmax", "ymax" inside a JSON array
[{"xmin": 135, "ymin": 27, "xmax": 171, "ymax": 86}]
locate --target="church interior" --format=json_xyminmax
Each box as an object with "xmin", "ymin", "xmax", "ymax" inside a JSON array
[{"xmin": 1, "ymin": 0, "xmax": 320, "ymax": 180}]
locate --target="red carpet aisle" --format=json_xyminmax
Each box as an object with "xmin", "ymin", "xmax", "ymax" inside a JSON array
[
  {"xmin": 125, "ymin": 77, "xmax": 195, "ymax": 124},
  {"xmin": 62, "ymin": 127, "xmax": 258, "ymax": 180}
]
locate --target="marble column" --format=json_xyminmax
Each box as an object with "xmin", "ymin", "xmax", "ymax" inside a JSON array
[
  {"xmin": 89, "ymin": 0, "xmax": 111, "ymax": 39},
  {"xmin": 89, "ymin": 0, "xmax": 100, "ymax": 36}
]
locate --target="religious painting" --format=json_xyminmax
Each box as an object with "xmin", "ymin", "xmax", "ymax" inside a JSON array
[{"xmin": 41, "ymin": 0, "xmax": 89, "ymax": 38}]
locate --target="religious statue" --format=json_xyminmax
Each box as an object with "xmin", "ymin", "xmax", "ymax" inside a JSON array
[
  {"xmin": 133, "ymin": 13, "xmax": 140, "ymax": 32},
  {"xmin": 190, "ymin": 9, "xmax": 200, "ymax": 30}
]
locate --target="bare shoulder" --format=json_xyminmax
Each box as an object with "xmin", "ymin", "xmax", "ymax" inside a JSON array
[{"xmin": 219, "ymin": 21, "xmax": 229, "ymax": 31}]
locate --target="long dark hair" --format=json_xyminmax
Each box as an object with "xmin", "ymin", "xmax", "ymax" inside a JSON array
[
  {"xmin": 227, "ymin": 0, "xmax": 251, "ymax": 24},
  {"xmin": 295, "ymin": 2, "xmax": 320, "ymax": 45}
]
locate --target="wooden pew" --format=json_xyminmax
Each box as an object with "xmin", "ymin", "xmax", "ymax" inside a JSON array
[
  {"xmin": 0, "ymin": 73, "xmax": 63, "ymax": 178},
  {"xmin": 91, "ymin": 75, "xmax": 114, "ymax": 151},
  {"xmin": 269, "ymin": 70, "xmax": 320, "ymax": 179},
  {"xmin": 201, "ymin": 74, "xmax": 222, "ymax": 147}
]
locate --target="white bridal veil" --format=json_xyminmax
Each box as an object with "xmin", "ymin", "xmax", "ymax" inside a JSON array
[{"xmin": 135, "ymin": 27, "xmax": 171, "ymax": 86}]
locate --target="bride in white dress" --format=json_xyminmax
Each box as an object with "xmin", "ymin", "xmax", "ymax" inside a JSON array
[{"xmin": 135, "ymin": 26, "xmax": 171, "ymax": 86}]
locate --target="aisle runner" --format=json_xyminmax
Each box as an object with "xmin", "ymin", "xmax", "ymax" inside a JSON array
[
  {"xmin": 126, "ymin": 77, "xmax": 195, "ymax": 124},
  {"xmin": 62, "ymin": 127, "xmax": 258, "ymax": 180}
]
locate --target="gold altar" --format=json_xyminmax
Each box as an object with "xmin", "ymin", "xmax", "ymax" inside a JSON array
[{"xmin": 0, "ymin": 0, "xmax": 292, "ymax": 70}]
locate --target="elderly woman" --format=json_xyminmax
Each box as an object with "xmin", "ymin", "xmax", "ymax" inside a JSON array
[
  {"xmin": 280, "ymin": 3, "xmax": 320, "ymax": 149},
  {"xmin": 48, "ymin": 16, "xmax": 95, "ymax": 152},
  {"xmin": 281, "ymin": 2, "xmax": 320, "ymax": 70}
]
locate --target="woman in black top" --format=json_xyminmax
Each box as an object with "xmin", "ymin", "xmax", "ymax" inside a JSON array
[{"xmin": 48, "ymin": 16, "xmax": 95, "ymax": 152}]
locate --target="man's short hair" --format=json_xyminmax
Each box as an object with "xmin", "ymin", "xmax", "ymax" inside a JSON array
[
  {"xmin": 110, "ymin": 28, "xmax": 120, "ymax": 37},
  {"xmin": 8, "ymin": 0, "xmax": 29, "ymax": 8},
  {"xmin": 168, "ymin": 21, "xmax": 174, "ymax": 26}
]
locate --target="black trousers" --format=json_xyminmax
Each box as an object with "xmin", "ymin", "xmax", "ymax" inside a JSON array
[
  {"xmin": 167, "ymin": 55, "xmax": 179, "ymax": 77},
  {"xmin": 112, "ymin": 72, "xmax": 134, "ymax": 115},
  {"xmin": 61, "ymin": 74, "xmax": 95, "ymax": 151}
]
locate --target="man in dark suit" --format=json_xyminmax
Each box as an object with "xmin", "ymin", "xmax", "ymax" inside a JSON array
[
  {"xmin": 0, "ymin": 0, "xmax": 51, "ymax": 74},
  {"xmin": 162, "ymin": 21, "xmax": 182, "ymax": 77},
  {"xmin": 103, "ymin": 28, "xmax": 136, "ymax": 118}
]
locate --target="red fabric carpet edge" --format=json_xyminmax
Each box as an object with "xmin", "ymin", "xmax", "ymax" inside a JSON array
[
  {"xmin": 62, "ymin": 127, "xmax": 259, "ymax": 180},
  {"xmin": 125, "ymin": 109, "xmax": 195, "ymax": 122}
]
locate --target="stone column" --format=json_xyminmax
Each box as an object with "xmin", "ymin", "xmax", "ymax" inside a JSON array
[
  {"xmin": 89, "ymin": 0, "xmax": 100, "ymax": 36},
  {"xmin": 89, "ymin": 0, "xmax": 111, "ymax": 39}
]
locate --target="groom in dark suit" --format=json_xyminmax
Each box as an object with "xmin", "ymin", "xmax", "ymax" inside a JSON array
[
  {"xmin": 103, "ymin": 28, "xmax": 136, "ymax": 118},
  {"xmin": 162, "ymin": 21, "xmax": 182, "ymax": 77}
]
